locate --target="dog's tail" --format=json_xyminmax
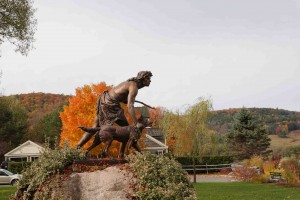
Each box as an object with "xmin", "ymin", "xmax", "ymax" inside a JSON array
[{"xmin": 78, "ymin": 126, "xmax": 101, "ymax": 134}]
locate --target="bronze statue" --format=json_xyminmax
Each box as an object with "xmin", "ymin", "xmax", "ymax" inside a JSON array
[
  {"xmin": 79, "ymin": 115, "xmax": 152, "ymax": 158},
  {"xmin": 77, "ymin": 71, "xmax": 153, "ymax": 157}
]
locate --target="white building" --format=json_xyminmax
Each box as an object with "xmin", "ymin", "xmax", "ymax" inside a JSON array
[
  {"xmin": 143, "ymin": 128, "xmax": 168, "ymax": 155},
  {"xmin": 4, "ymin": 140, "xmax": 44, "ymax": 162}
]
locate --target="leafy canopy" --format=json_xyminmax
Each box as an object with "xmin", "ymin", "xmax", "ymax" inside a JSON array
[
  {"xmin": 0, "ymin": 0, "xmax": 37, "ymax": 55},
  {"xmin": 159, "ymin": 98, "xmax": 219, "ymax": 157},
  {"xmin": 0, "ymin": 96, "xmax": 28, "ymax": 160}
]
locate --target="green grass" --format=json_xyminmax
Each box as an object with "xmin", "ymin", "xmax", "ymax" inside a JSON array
[
  {"xmin": 194, "ymin": 182, "xmax": 300, "ymax": 200},
  {"xmin": 2, "ymin": 183, "xmax": 300, "ymax": 200},
  {"xmin": 0, "ymin": 186, "xmax": 17, "ymax": 200}
]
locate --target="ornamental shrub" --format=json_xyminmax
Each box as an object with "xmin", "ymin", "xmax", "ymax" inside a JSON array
[
  {"xmin": 12, "ymin": 143, "xmax": 85, "ymax": 200},
  {"xmin": 127, "ymin": 153, "xmax": 197, "ymax": 200},
  {"xmin": 243, "ymin": 155, "xmax": 264, "ymax": 171},
  {"xmin": 232, "ymin": 166, "xmax": 260, "ymax": 182},
  {"xmin": 279, "ymin": 157, "xmax": 300, "ymax": 185}
]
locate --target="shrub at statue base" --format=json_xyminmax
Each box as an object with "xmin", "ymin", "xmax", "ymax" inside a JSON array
[
  {"xmin": 127, "ymin": 153, "xmax": 197, "ymax": 200},
  {"xmin": 11, "ymin": 145, "xmax": 196, "ymax": 200},
  {"xmin": 11, "ymin": 144, "xmax": 85, "ymax": 200}
]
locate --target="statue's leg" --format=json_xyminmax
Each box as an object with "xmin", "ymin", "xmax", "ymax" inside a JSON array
[
  {"xmin": 125, "ymin": 138, "xmax": 134, "ymax": 155},
  {"xmin": 132, "ymin": 141, "xmax": 141, "ymax": 152},
  {"xmin": 85, "ymin": 132, "xmax": 101, "ymax": 153},
  {"xmin": 115, "ymin": 118, "xmax": 129, "ymax": 157},
  {"xmin": 76, "ymin": 132, "xmax": 95, "ymax": 148},
  {"xmin": 102, "ymin": 139, "xmax": 113, "ymax": 158},
  {"xmin": 118, "ymin": 142, "xmax": 127, "ymax": 159},
  {"xmin": 77, "ymin": 115, "xmax": 100, "ymax": 148}
]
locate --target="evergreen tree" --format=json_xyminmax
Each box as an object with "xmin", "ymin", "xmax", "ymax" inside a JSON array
[{"xmin": 226, "ymin": 108, "xmax": 271, "ymax": 159}]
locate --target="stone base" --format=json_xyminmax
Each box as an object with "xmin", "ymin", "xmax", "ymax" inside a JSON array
[{"xmin": 71, "ymin": 158, "xmax": 128, "ymax": 172}]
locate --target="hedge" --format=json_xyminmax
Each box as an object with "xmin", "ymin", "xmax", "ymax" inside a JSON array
[
  {"xmin": 176, "ymin": 156, "xmax": 234, "ymax": 165},
  {"xmin": 8, "ymin": 162, "xmax": 32, "ymax": 174}
]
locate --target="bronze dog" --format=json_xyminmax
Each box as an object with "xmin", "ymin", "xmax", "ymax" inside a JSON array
[{"xmin": 79, "ymin": 116, "xmax": 152, "ymax": 158}]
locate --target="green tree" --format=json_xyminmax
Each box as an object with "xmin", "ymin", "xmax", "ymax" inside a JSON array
[
  {"xmin": 0, "ymin": 71, "xmax": 2, "ymax": 95},
  {"xmin": 0, "ymin": 96, "xmax": 28, "ymax": 159},
  {"xmin": 185, "ymin": 98, "xmax": 214, "ymax": 157},
  {"xmin": 0, "ymin": 0, "xmax": 37, "ymax": 55},
  {"xmin": 28, "ymin": 103, "xmax": 66, "ymax": 147},
  {"xmin": 226, "ymin": 108, "xmax": 271, "ymax": 159}
]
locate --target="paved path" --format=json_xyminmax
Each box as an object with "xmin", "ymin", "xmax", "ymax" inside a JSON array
[{"xmin": 189, "ymin": 174, "xmax": 238, "ymax": 182}]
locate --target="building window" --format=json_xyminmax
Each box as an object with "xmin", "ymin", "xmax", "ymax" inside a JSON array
[
  {"xmin": 10, "ymin": 157, "xmax": 27, "ymax": 162},
  {"xmin": 31, "ymin": 157, "xmax": 39, "ymax": 162},
  {"xmin": 156, "ymin": 150, "xmax": 164, "ymax": 155}
]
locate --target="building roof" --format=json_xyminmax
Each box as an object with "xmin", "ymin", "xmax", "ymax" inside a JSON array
[
  {"xmin": 144, "ymin": 133, "xmax": 168, "ymax": 151},
  {"xmin": 5, "ymin": 140, "xmax": 45, "ymax": 157},
  {"xmin": 146, "ymin": 128, "xmax": 165, "ymax": 143}
]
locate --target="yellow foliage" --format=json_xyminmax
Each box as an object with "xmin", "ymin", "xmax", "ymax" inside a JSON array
[
  {"xmin": 249, "ymin": 155, "xmax": 264, "ymax": 170},
  {"xmin": 262, "ymin": 160, "xmax": 277, "ymax": 175}
]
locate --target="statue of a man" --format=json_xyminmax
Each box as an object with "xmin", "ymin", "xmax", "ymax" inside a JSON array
[{"xmin": 77, "ymin": 71, "xmax": 153, "ymax": 149}]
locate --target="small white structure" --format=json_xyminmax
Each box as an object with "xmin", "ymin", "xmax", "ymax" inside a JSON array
[
  {"xmin": 143, "ymin": 128, "xmax": 168, "ymax": 155},
  {"xmin": 4, "ymin": 140, "xmax": 44, "ymax": 162}
]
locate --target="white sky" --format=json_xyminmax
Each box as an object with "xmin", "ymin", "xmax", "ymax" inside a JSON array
[{"xmin": 1, "ymin": 0, "xmax": 300, "ymax": 112}]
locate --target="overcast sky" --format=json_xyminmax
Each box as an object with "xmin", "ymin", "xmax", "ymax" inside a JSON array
[{"xmin": 1, "ymin": 0, "xmax": 300, "ymax": 112}]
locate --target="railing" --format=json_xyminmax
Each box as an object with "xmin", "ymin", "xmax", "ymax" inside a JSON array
[
  {"xmin": 182, "ymin": 163, "xmax": 232, "ymax": 182},
  {"xmin": 182, "ymin": 163, "xmax": 232, "ymax": 174}
]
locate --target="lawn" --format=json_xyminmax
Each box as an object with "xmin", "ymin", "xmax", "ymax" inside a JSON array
[
  {"xmin": 2, "ymin": 183, "xmax": 300, "ymax": 200},
  {"xmin": 0, "ymin": 186, "xmax": 16, "ymax": 200},
  {"xmin": 194, "ymin": 182, "xmax": 300, "ymax": 200}
]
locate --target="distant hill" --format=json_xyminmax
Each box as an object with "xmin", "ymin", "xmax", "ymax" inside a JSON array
[
  {"xmin": 209, "ymin": 108, "xmax": 300, "ymax": 135},
  {"xmin": 10, "ymin": 93, "xmax": 149, "ymax": 129},
  {"xmin": 12, "ymin": 93, "xmax": 71, "ymax": 127},
  {"xmin": 7, "ymin": 93, "xmax": 300, "ymax": 137}
]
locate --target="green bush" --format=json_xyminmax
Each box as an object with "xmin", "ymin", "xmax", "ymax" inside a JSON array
[
  {"xmin": 278, "ymin": 130, "xmax": 288, "ymax": 138},
  {"xmin": 12, "ymin": 144, "xmax": 85, "ymax": 200},
  {"xmin": 282, "ymin": 145, "xmax": 300, "ymax": 158},
  {"xmin": 8, "ymin": 162, "xmax": 32, "ymax": 174},
  {"xmin": 127, "ymin": 153, "xmax": 197, "ymax": 200}
]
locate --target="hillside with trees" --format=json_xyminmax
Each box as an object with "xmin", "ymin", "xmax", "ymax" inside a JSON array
[
  {"xmin": 0, "ymin": 93, "xmax": 70, "ymax": 160},
  {"xmin": 13, "ymin": 93, "xmax": 71, "ymax": 127},
  {"xmin": 1, "ymin": 91, "xmax": 300, "ymax": 161},
  {"xmin": 209, "ymin": 108, "xmax": 300, "ymax": 136}
]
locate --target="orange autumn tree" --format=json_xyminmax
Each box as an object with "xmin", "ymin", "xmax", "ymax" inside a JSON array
[
  {"xmin": 60, "ymin": 82, "xmax": 141, "ymax": 156},
  {"xmin": 60, "ymin": 82, "xmax": 111, "ymax": 155},
  {"xmin": 149, "ymin": 107, "xmax": 165, "ymax": 128}
]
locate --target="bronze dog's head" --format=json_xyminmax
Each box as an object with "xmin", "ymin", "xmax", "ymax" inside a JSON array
[{"xmin": 136, "ymin": 115, "xmax": 153, "ymax": 130}]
